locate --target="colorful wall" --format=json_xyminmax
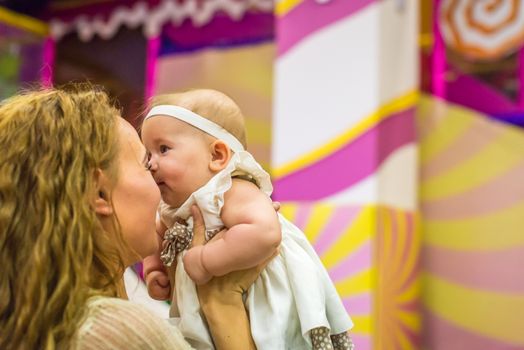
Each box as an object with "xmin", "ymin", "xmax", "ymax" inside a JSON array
[{"xmin": 419, "ymin": 1, "xmax": 524, "ymax": 349}]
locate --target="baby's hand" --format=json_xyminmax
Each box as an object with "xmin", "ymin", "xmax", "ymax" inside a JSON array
[
  {"xmin": 145, "ymin": 270, "xmax": 171, "ymax": 301},
  {"xmin": 184, "ymin": 246, "xmax": 213, "ymax": 285}
]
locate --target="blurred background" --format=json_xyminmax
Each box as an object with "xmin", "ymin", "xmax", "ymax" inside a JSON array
[{"xmin": 1, "ymin": 0, "xmax": 523, "ymax": 349}]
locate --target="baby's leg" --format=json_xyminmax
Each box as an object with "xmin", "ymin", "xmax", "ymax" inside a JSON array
[
  {"xmin": 331, "ymin": 332, "xmax": 354, "ymax": 350},
  {"xmin": 310, "ymin": 328, "xmax": 355, "ymax": 350},
  {"xmin": 196, "ymin": 265, "xmax": 263, "ymax": 350}
]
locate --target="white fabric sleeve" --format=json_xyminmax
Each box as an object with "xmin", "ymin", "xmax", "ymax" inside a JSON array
[{"xmin": 73, "ymin": 297, "xmax": 194, "ymax": 350}]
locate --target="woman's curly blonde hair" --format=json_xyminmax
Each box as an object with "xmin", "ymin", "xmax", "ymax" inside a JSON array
[{"xmin": 0, "ymin": 87, "xmax": 127, "ymax": 349}]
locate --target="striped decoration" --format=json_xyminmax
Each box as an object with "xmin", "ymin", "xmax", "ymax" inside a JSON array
[
  {"xmin": 273, "ymin": 104, "xmax": 416, "ymax": 200},
  {"xmin": 276, "ymin": 0, "xmax": 376, "ymax": 56},
  {"xmin": 274, "ymin": 1, "xmax": 421, "ymax": 349},
  {"xmin": 418, "ymin": 95, "xmax": 524, "ymax": 349}
]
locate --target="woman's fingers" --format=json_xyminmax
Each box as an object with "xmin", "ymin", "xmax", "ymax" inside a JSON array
[
  {"xmin": 191, "ymin": 205, "xmax": 207, "ymax": 246},
  {"xmin": 208, "ymin": 229, "xmax": 226, "ymax": 242}
]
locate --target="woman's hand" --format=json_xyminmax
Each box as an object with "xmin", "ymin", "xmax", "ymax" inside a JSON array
[
  {"xmin": 190, "ymin": 205, "xmax": 210, "ymax": 247},
  {"xmin": 183, "ymin": 205, "xmax": 214, "ymax": 285}
]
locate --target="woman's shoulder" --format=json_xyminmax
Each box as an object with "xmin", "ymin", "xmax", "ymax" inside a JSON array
[
  {"xmin": 82, "ymin": 296, "xmax": 160, "ymax": 318},
  {"xmin": 74, "ymin": 296, "xmax": 193, "ymax": 349},
  {"xmin": 84, "ymin": 294, "xmax": 145, "ymax": 309}
]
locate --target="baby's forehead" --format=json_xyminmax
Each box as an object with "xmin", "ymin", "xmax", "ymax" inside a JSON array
[
  {"xmin": 143, "ymin": 115, "xmax": 208, "ymax": 139},
  {"xmin": 147, "ymin": 115, "xmax": 193, "ymax": 129}
]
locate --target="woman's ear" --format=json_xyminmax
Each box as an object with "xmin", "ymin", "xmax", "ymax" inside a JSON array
[
  {"xmin": 93, "ymin": 169, "xmax": 113, "ymax": 216},
  {"xmin": 209, "ymin": 140, "xmax": 232, "ymax": 172}
]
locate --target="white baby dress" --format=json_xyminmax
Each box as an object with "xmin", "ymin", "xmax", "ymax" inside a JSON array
[{"xmin": 159, "ymin": 151, "xmax": 353, "ymax": 350}]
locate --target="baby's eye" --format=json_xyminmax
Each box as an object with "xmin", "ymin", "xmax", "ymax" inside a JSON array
[{"xmin": 160, "ymin": 145, "xmax": 170, "ymax": 153}]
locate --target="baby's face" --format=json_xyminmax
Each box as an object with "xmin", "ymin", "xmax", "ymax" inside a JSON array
[{"xmin": 141, "ymin": 116, "xmax": 214, "ymax": 208}]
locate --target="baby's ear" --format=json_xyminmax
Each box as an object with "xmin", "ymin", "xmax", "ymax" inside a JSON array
[{"xmin": 209, "ymin": 140, "xmax": 231, "ymax": 172}]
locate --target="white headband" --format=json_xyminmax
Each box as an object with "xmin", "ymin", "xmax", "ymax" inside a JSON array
[{"xmin": 145, "ymin": 105, "xmax": 245, "ymax": 152}]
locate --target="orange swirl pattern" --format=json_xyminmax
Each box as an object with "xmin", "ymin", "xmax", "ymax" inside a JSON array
[
  {"xmin": 376, "ymin": 207, "xmax": 421, "ymax": 350},
  {"xmin": 440, "ymin": 0, "xmax": 524, "ymax": 60},
  {"xmin": 280, "ymin": 203, "xmax": 420, "ymax": 350}
]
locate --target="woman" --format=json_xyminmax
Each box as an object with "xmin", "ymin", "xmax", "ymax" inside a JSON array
[{"xmin": 0, "ymin": 87, "xmax": 193, "ymax": 349}]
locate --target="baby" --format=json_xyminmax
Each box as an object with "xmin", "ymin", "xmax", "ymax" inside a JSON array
[{"xmin": 141, "ymin": 89, "xmax": 354, "ymax": 350}]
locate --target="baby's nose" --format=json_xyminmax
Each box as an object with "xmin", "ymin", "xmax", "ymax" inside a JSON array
[{"xmin": 148, "ymin": 157, "xmax": 159, "ymax": 171}]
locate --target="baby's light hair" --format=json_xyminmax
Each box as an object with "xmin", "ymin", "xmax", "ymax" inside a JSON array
[{"xmin": 150, "ymin": 89, "xmax": 247, "ymax": 149}]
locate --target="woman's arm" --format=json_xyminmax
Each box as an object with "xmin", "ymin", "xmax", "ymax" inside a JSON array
[{"xmin": 184, "ymin": 179, "xmax": 281, "ymax": 284}]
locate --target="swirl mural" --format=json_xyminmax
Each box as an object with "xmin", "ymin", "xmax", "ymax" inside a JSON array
[
  {"xmin": 439, "ymin": 0, "xmax": 524, "ymax": 60},
  {"xmin": 279, "ymin": 204, "xmax": 421, "ymax": 350},
  {"xmin": 376, "ymin": 207, "xmax": 421, "ymax": 350}
]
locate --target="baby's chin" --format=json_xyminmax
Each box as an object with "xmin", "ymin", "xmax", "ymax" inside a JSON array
[{"xmin": 161, "ymin": 193, "xmax": 189, "ymax": 208}]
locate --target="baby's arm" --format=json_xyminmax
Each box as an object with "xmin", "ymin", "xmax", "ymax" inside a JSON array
[
  {"xmin": 184, "ymin": 179, "xmax": 281, "ymax": 284},
  {"xmin": 143, "ymin": 219, "xmax": 171, "ymax": 301}
]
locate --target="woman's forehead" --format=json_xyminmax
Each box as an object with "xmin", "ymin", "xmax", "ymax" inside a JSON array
[{"xmin": 118, "ymin": 119, "xmax": 145, "ymax": 155}]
